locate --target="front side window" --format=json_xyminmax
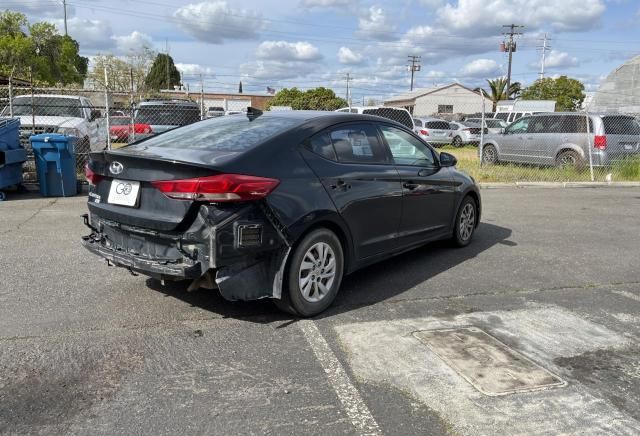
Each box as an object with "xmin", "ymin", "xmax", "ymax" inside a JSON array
[
  {"xmin": 328, "ymin": 124, "xmax": 388, "ymax": 164},
  {"xmin": 506, "ymin": 117, "xmax": 530, "ymax": 134},
  {"xmin": 379, "ymin": 125, "xmax": 436, "ymax": 167},
  {"xmin": 426, "ymin": 121, "xmax": 451, "ymax": 130},
  {"xmin": 413, "ymin": 118, "xmax": 423, "ymax": 127}
]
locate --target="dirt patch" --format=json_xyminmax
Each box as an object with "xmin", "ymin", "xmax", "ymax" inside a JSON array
[{"xmin": 555, "ymin": 348, "xmax": 640, "ymax": 420}]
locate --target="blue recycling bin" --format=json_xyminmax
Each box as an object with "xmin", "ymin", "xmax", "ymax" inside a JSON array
[
  {"xmin": 0, "ymin": 118, "xmax": 26, "ymax": 200},
  {"xmin": 30, "ymin": 134, "xmax": 78, "ymax": 197}
]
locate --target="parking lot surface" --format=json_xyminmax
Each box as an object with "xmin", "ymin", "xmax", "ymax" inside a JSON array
[{"xmin": 1, "ymin": 187, "xmax": 639, "ymax": 435}]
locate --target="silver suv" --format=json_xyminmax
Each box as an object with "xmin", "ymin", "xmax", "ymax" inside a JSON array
[{"xmin": 481, "ymin": 113, "xmax": 640, "ymax": 167}]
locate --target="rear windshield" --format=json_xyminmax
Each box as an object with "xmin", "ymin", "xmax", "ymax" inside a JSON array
[
  {"xmin": 110, "ymin": 117, "xmax": 130, "ymax": 126},
  {"xmin": 135, "ymin": 106, "xmax": 201, "ymax": 126},
  {"xmin": 362, "ymin": 108, "xmax": 413, "ymax": 129},
  {"xmin": 602, "ymin": 116, "xmax": 640, "ymax": 135},
  {"xmin": 485, "ymin": 119, "xmax": 505, "ymax": 128},
  {"xmin": 426, "ymin": 121, "xmax": 450, "ymax": 129},
  {"xmin": 132, "ymin": 115, "xmax": 300, "ymax": 152}
]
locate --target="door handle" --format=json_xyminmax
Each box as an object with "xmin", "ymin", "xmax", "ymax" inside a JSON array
[
  {"xmin": 403, "ymin": 182, "xmax": 419, "ymax": 190},
  {"xmin": 330, "ymin": 180, "xmax": 351, "ymax": 191}
]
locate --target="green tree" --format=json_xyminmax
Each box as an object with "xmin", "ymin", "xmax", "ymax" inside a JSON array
[
  {"xmin": 144, "ymin": 53, "xmax": 181, "ymax": 91},
  {"xmin": 521, "ymin": 76, "xmax": 585, "ymax": 111},
  {"xmin": 475, "ymin": 77, "xmax": 521, "ymax": 112},
  {"xmin": 238, "ymin": 80, "xmax": 243, "ymax": 93},
  {"xmin": 0, "ymin": 11, "xmax": 87, "ymax": 85},
  {"xmin": 266, "ymin": 87, "xmax": 346, "ymax": 111}
]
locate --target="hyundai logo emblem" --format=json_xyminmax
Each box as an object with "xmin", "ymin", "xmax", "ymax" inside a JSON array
[{"xmin": 109, "ymin": 161, "xmax": 124, "ymax": 175}]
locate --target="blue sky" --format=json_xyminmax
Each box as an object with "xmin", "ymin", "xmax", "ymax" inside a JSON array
[{"xmin": 7, "ymin": 0, "xmax": 640, "ymax": 101}]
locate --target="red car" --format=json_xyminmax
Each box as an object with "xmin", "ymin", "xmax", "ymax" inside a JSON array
[{"xmin": 109, "ymin": 116, "xmax": 152, "ymax": 142}]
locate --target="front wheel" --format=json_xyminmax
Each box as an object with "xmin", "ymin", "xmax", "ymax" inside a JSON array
[
  {"xmin": 277, "ymin": 228, "xmax": 344, "ymax": 317},
  {"xmin": 452, "ymin": 136, "xmax": 463, "ymax": 148},
  {"xmin": 452, "ymin": 196, "xmax": 477, "ymax": 247}
]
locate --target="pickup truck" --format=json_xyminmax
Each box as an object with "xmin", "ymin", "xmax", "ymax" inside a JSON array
[{"xmin": 1, "ymin": 94, "xmax": 106, "ymax": 153}]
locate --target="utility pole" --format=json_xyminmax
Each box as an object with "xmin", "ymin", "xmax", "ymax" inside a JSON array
[
  {"xmin": 200, "ymin": 73, "xmax": 205, "ymax": 120},
  {"xmin": 345, "ymin": 73, "xmax": 351, "ymax": 110},
  {"xmin": 407, "ymin": 55, "xmax": 421, "ymax": 91},
  {"xmin": 537, "ymin": 33, "xmax": 551, "ymax": 80},
  {"xmin": 62, "ymin": 0, "xmax": 68, "ymax": 36},
  {"xmin": 502, "ymin": 24, "xmax": 524, "ymax": 98}
]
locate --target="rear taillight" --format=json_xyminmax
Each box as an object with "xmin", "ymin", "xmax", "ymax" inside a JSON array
[
  {"xmin": 85, "ymin": 164, "xmax": 104, "ymax": 185},
  {"xmin": 594, "ymin": 135, "xmax": 607, "ymax": 150},
  {"xmin": 420, "ymin": 129, "xmax": 429, "ymax": 136},
  {"xmin": 151, "ymin": 174, "xmax": 280, "ymax": 202},
  {"xmin": 135, "ymin": 124, "xmax": 152, "ymax": 134}
]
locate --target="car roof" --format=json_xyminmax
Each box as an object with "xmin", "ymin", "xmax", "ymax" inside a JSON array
[
  {"xmin": 17, "ymin": 94, "xmax": 81, "ymax": 99},
  {"xmin": 249, "ymin": 110, "xmax": 408, "ymax": 129}
]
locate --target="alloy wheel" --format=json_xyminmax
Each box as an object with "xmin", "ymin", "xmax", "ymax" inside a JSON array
[
  {"xmin": 298, "ymin": 242, "xmax": 336, "ymax": 303},
  {"xmin": 459, "ymin": 203, "xmax": 476, "ymax": 241}
]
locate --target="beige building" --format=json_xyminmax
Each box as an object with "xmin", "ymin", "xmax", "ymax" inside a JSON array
[{"xmin": 384, "ymin": 83, "xmax": 490, "ymax": 117}]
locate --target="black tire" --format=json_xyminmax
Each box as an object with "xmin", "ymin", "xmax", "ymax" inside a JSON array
[
  {"xmin": 481, "ymin": 144, "xmax": 498, "ymax": 164},
  {"xmin": 452, "ymin": 136, "xmax": 463, "ymax": 148},
  {"xmin": 556, "ymin": 149, "xmax": 584, "ymax": 169},
  {"xmin": 277, "ymin": 228, "xmax": 344, "ymax": 317},
  {"xmin": 452, "ymin": 196, "xmax": 477, "ymax": 247}
]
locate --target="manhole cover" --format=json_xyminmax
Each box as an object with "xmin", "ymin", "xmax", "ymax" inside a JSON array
[{"xmin": 413, "ymin": 327, "xmax": 566, "ymax": 396}]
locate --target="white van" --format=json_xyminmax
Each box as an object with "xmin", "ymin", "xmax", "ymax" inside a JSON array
[
  {"xmin": 493, "ymin": 100, "xmax": 556, "ymax": 123},
  {"xmin": 335, "ymin": 106, "xmax": 414, "ymax": 130}
]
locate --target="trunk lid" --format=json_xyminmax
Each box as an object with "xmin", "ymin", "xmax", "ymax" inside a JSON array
[
  {"xmin": 87, "ymin": 147, "xmax": 239, "ymax": 232},
  {"xmin": 601, "ymin": 116, "xmax": 640, "ymax": 160}
]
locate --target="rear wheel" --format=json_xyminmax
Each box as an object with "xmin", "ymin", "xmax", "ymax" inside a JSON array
[
  {"xmin": 276, "ymin": 228, "xmax": 344, "ymax": 317},
  {"xmin": 452, "ymin": 196, "xmax": 477, "ymax": 247},
  {"xmin": 482, "ymin": 144, "xmax": 498, "ymax": 164},
  {"xmin": 452, "ymin": 136, "xmax": 463, "ymax": 148},
  {"xmin": 556, "ymin": 150, "xmax": 584, "ymax": 169}
]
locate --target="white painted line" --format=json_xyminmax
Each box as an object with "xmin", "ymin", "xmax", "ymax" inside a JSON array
[
  {"xmin": 612, "ymin": 290, "xmax": 640, "ymax": 303},
  {"xmin": 298, "ymin": 320, "xmax": 381, "ymax": 436}
]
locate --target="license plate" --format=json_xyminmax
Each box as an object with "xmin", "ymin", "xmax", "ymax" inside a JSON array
[
  {"xmin": 624, "ymin": 144, "xmax": 634, "ymax": 150},
  {"xmin": 108, "ymin": 179, "xmax": 140, "ymax": 207}
]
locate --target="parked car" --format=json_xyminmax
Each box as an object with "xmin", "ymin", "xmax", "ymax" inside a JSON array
[
  {"xmin": 109, "ymin": 116, "xmax": 153, "ymax": 143},
  {"xmin": 464, "ymin": 118, "xmax": 507, "ymax": 134},
  {"xmin": 449, "ymin": 121, "xmax": 485, "ymax": 147},
  {"xmin": 413, "ymin": 118, "xmax": 452, "ymax": 147},
  {"xmin": 1, "ymin": 94, "xmax": 105, "ymax": 151},
  {"xmin": 206, "ymin": 106, "xmax": 225, "ymax": 118},
  {"xmin": 481, "ymin": 113, "xmax": 640, "ymax": 167},
  {"xmin": 134, "ymin": 100, "xmax": 201, "ymax": 140},
  {"xmin": 335, "ymin": 106, "xmax": 414, "ymax": 130},
  {"xmin": 82, "ymin": 111, "xmax": 480, "ymax": 316}
]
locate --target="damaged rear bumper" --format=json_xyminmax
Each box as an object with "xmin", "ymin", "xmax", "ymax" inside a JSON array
[{"xmin": 81, "ymin": 202, "xmax": 291, "ymax": 301}]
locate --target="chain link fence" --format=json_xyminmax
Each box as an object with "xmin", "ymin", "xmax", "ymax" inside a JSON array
[{"xmin": 1, "ymin": 83, "xmax": 639, "ymax": 187}]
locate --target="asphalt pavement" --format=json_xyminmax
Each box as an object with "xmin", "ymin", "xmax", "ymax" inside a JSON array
[{"xmin": 1, "ymin": 187, "xmax": 639, "ymax": 435}]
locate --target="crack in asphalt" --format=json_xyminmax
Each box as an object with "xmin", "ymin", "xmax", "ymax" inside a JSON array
[
  {"xmin": 1, "ymin": 280, "xmax": 638, "ymax": 343},
  {"xmin": 0, "ymin": 198, "xmax": 59, "ymax": 235}
]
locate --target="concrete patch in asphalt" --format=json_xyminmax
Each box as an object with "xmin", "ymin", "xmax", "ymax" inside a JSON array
[
  {"xmin": 336, "ymin": 306, "xmax": 639, "ymax": 434},
  {"xmin": 413, "ymin": 327, "xmax": 565, "ymax": 396}
]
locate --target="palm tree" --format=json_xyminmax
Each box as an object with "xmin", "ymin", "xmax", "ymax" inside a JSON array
[{"xmin": 475, "ymin": 78, "xmax": 521, "ymax": 112}]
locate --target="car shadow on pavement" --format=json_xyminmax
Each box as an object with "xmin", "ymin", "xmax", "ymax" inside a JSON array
[{"xmin": 146, "ymin": 222, "xmax": 513, "ymax": 322}]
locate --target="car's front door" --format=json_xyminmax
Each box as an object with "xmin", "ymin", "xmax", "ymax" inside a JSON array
[
  {"xmin": 377, "ymin": 124, "xmax": 456, "ymax": 246},
  {"xmin": 500, "ymin": 116, "xmax": 531, "ymax": 162},
  {"xmin": 300, "ymin": 122, "xmax": 403, "ymax": 260}
]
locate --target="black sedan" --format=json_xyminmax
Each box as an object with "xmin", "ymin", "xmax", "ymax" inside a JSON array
[{"xmin": 82, "ymin": 110, "xmax": 480, "ymax": 316}]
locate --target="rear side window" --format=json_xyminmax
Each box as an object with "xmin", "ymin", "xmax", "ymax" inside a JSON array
[
  {"xmin": 557, "ymin": 115, "xmax": 592, "ymax": 133},
  {"xmin": 495, "ymin": 113, "xmax": 509, "ymax": 121},
  {"xmin": 129, "ymin": 115, "xmax": 300, "ymax": 152},
  {"xmin": 602, "ymin": 116, "xmax": 640, "ymax": 135},
  {"xmin": 328, "ymin": 124, "xmax": 388, "ymax": 164},
  {"xmin": 413, "ymin": 119, "xmax": 423, "ymax": 127},
  {"xmin": 362, "ymin": 108, "xmax": 413, "ymax": 129},
  {"xmin": 426, "ymin": 121, "xmax": 450, "ymax": 129},
  {"xmin": 307, "ymin": 132, "xmax": 337, "ymax": 160}
]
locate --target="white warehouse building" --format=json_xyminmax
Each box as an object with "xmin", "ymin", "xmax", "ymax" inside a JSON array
[{"xmin": 384, "ymin": 83, "xmax": 491, "ymax": 117}]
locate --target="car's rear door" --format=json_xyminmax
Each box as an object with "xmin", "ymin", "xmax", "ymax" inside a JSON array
[
  {"xmin": 377, "ymin": 124, "xmax": 456, "ymax": 246},
  {"xmin": 299, "ymin": 122, "xmax": 403, "ymax": 259}
]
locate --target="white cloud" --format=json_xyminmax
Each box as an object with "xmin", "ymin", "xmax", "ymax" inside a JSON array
[
  {"xmin": 437, "ymin": 0, "xmax": 605, "ymax": 36},
  {"xmin": 175, "ymin": 63, "xmax": 215, "ymax": 76},
  {"xmin": 418, "ymin": 0, "xmax": 444, "ymax": 8},
  {"xmin": 300, "ymin": 0, "xmax": 354, "ymax": 8},
  {"xmin": 357, "ymin": 6, "xmax": 397, "ymax": 41},
  {"xmin": 240, "ymin": 60, "xmax": 319, "ymax": 80},
  {"xmin": 544, "ymin": 50, "xmax": 580, "ymax": 68},
  {"xmin": 174, "ymin": 1, "xmax": 263, "ymax": 44},
  {"xmin": 53, "ymin": 17, "xmax": 114, "ymax": 51},
  {"xmin": 337, "ymin": 47, "xmax": 364, "ymax": 64},
  {"xmin": 11, "ymin": 0, "xmax": 75, "ymax": 18},
  {"xmin": 113, "ymin": 31, "xmax": 153, "ymax": 54},
  {"xmin": 460, "ymin": 59, "xmax": 501, "ymax": 77},
  {"xmin": 256, "ymin": 41, "xmax": 322, "ymax": 61}
]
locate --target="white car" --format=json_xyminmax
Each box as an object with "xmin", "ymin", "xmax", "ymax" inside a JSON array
[
  {"xmin": 2, "ymin": 94, "xmax": 106, "ymax": 152},
  {"xmin": 464, "ymin": 118, "xmax": 507, "ymax": 134},
  {"xmin": 335, "ymin": 106, "xmax": 414, "ymax": 130},
  {"xmin": 448, "ymin": 122, "xmax": 484, "ymax": 147},
  {"xmin": 413, "ymin": 117, "xmax": 452, "ymax": 147}
]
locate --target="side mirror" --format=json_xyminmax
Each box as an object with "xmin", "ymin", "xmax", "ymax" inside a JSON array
[
  {"xmin": 439, "ymin": 152, "xmax": 457, "ymax": 167},
  {"xmin": 90, "ymin": 109, "xmax": 102, "ymax": 121}
]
